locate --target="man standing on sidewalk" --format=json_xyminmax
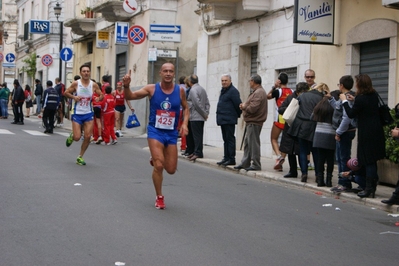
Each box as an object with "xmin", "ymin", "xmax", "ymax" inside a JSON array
[
  {"xmin": 34, "ymin": 79, "xmax": 43, "ymax": 115},
  {"xmin": 234, "ymin": 74, "xmax": 267, "ymax": 171},
  {"xmin": 186, "ymin": 74, "xmax": 210, "ymax": 161},
  {"xmin": 42, "ymin": 80, "xmax": 60, "ymax": 134},
  {"xmin": 11, "ymin": 79, "xmax": 25, "ymax": 125},
  {"xmin": 216, "ymin": 74, "xmax": 242, "ymax": 166}
]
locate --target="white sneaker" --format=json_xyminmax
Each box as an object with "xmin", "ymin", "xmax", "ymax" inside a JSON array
[
  {"xmin": 106, "ymin": 142, "xmax": 111, "ymax": 146},
  {"xmin": 111, "ymin": 139, "xmax": 118, "ymax": 145},
  {"xmin": 95, "ymin": 136, "xmax": 103, "ymax": 145},
  {"xmin": 59, "ymin": 123, "xmax": 63, "ymax": 127},
  {"xmin": 119, "ymin": 131, "xmax": 123, "ymax": 137}
]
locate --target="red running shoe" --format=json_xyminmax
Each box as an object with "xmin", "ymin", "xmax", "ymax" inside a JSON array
[{"xmin": 155, "ymin": 195, "xmax": 165, "ymax": 209}]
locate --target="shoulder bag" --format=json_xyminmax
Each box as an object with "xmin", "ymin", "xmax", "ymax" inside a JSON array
[
  {"xmin": 282, "ymin": 98, "xmax": 299, "ymax": 126},
  {"xmin": 377, "ymin": 93, "xmax": 394, "ymax": 126}
]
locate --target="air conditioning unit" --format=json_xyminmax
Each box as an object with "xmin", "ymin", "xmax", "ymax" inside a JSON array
[{"xmin": 382, "ymin": 0, "xmax": 399, "ymax": 9}]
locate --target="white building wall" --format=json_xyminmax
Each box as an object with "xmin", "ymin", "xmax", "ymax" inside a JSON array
[{"xmin": 199, "ymin": 1, "xmax": 312, "ymax": 158}]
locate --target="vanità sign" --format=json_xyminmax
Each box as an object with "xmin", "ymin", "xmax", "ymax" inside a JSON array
[{"xmin": 293, "ymin": 0, "xmax": 335, "ymax": 45}]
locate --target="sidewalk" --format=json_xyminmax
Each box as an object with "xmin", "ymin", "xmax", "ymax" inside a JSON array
[{"xmin": 30, "ymin": 112, "xmax": 399, "ymax": 213}]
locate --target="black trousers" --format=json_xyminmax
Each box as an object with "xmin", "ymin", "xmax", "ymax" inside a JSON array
[
  {"xmin": 43, "ymin": 109, "xmax": 56, "ymax": 132},
  {"xmin": 221, "ymin": 124, "xmax": 236, "ymax": 161},
  {"xmin": 185, "ymin": 121, "xmax": 194, "ymax": 155},
  {"xmin": 13, "ymin": 102, "xmax": 24, "ymax": 122},
  {"xmin": 190, "ymin": 121, "xmax": 204, "ymax": 157}
]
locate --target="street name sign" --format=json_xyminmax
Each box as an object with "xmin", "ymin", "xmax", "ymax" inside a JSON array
[
  {"xmin": 149, "ymin": 24, "xmax": 181, "ymax": 42},
  {"xmin": 157, "ymin": 49, "xmax": 177, "ymax": 58}
]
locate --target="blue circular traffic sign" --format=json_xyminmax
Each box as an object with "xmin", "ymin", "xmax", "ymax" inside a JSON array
[
  {"xmin": 5, "ymin": 53, "xmax": 15, "ymax": 63},
  {"xmin": 41, "ymin": 54, "xmax": 53, "ymax": 66},
  {"xmin": 128, "ymin": 25, "xmax": 146, "ymax": 45},
  {"xmin": 60, "ymin": 47, "xmax": 73, "ymax": 62}
]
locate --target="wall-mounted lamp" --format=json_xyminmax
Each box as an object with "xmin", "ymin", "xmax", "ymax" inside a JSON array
[{"xmin": 3, "ymin": 31, "xmax": 19, "ymax": 45}]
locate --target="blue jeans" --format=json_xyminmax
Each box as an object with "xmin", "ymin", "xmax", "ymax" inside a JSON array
[
  {"xmin": 336, "ymin": 130, "xmax": 355, "ymax": 188},
  {"xmin": 298, "ymin": 138, "xmax": 319, "ymax": 175},
  {"xmin": 35, "ymin": 95, "xmax": 42, "ymax": 114},
  {"xmin": 0, "ymin": 98, "xmax": 8, "ymax": 117}
]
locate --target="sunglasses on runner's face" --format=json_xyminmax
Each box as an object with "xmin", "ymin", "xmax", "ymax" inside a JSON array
[{"xmin": 305, "ymin": 76, "xmax": 315, "ymax": 79}]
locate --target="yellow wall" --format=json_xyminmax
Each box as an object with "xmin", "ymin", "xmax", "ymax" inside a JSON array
[{"xmin": 311, "ymin": 0, "xmax": 399, "ymax": 104}]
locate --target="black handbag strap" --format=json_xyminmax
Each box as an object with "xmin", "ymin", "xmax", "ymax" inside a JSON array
[{"xmin": 377, "ymin": 92, "xmax": 386, "ymax": 106}]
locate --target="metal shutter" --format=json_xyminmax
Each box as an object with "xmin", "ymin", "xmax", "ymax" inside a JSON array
[
  {"xmin": 360, "ymin": 38, "xmax": 389, "ymax": 101},
  {"xmin": 116, "ymin": 52, "xmax": 126, "ymax": 84},
  {"xmin": 251, "ymin": 46, "xmax": 258, "ymax": 75}
]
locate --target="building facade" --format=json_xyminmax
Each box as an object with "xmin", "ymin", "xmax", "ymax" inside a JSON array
[
  {"xmin": 64, "ymin": 0, "xmax": 199, "ymax": 133},
  {"xmin": 8, "ymin": 0, "xmax": 72, "ymax": 88},
  {"xmin": 197, "ymin": 0, "xmax": 399, "ymax": 159}
]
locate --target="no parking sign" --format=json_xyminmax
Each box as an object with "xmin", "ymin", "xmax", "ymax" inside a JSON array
[
  {"xmin": 41, "ymin": 54, "xmax": 53, "ymax": 66},
  {"xmin": 128, "ymin": 25, "xmax": 146, "ymax": 45}
]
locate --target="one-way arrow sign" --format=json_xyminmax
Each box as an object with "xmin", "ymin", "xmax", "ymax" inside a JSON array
[
  {"xmin": 60, "ymin": 47, "xmax": 73, "ymax": 62},
  {"xmin": 149, "ymin": 24, "xmax": 181, "ymax": 33}
]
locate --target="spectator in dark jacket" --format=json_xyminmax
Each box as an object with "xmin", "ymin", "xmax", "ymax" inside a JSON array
[
  {"xmin": 42, "ymin": 80, "xmax": 60, "ymax": 134},
  {"xmin": 216, "ymin": 74, "xmax": 242, "ymax": 166},
  {"xmin": 340, "ymin": 74, "xmax": 385, "ymax": 199},
  {"xmin": 287, "ymin": 85, "xmax": 324, "ymax": 183},
  {"xmin": 11, "ymin": 79, "xmax": 25, "ymax": 125},
  {"xmin": 278, "ymin": 82, "xmax": 309, "ymax": 178},
  {"xmin": 34, "ymin": 79, "xmax": 43, "ymax": 115}
]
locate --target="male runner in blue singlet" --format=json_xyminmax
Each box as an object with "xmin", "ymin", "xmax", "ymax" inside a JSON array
[{"xmin": 122, "ymin": 63, "xmax": 189, "ymax": 209}]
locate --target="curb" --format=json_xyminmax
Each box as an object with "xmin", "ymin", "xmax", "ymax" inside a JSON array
[{"xmin": 180, "ymin": 155, "xmax": 399, "ymax": 213}]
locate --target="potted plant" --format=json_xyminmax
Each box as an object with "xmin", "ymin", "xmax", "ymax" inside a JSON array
[
  {"xmin": 378, "ymin": 108, "xmax": 399, "ymax": 185},
  {"xmin": 81, "ymin": 7, "xmax": 94, "ymax": 18}
]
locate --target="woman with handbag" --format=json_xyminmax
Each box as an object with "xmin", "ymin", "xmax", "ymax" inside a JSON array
[
  {"xmin": 278, "ymin": 82, "xmax": 309, "ymax": 178},
  {"xmin": 287, "ymin": 83, "xmax": 325, "ymax": 183},
  {"xmin": 340, "ymin": 74, "xmax": 385, "ymax": 198}
]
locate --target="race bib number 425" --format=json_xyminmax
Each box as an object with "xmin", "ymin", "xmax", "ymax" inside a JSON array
[{"xmin": 155, "ymin": 110, "xmax": 176, "ymax": 130}]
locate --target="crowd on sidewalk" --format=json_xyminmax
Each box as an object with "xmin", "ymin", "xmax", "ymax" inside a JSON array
[{"xmin": 177, "ymin": 69, "xmax": 399, "ymax": 206}]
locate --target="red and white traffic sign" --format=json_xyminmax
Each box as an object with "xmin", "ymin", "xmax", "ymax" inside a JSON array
[
  {"xmin": 0, "ymin": 53, "xmax": 3, "ymax": 62},
  {"xmin": 128, "ymin": 25, "xmax": 146, "ymax": 45},
  {"xmin": 41, "ymin": 54, "xmax": 53, "ymax": 66}
]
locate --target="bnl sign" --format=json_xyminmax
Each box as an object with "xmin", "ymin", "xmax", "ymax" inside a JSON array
[{"xmin": 29, "ymin": 20, "xmax": 50, "ymax": 34}]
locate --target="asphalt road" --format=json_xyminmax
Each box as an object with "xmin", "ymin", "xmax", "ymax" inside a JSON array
[{"xmin": 1, "ymin": 119, "xmax": 398, "ymax": 266}]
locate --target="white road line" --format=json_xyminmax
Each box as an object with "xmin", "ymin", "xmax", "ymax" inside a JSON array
[
  {"xmin": 0, "ymin": 129, "xmax": 14, "ymax": 134},
  {"xmin": 23, "ymin": 130, "xmax": 48, "ymax": 136},
  {"xmin": 55, "ymin": 132, "xmax": 71, "ymax": 137}
]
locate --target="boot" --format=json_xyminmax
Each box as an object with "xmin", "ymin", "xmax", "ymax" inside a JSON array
[
  {"xmin": 317, "ymin": 173, "xmax": 325, "ymax": 187},
  {"xmin": 326, "ymin": 174, "xmax": 332, "ymax": 187},
  {"xmin": 357, "ymin": 176, "xmax": 375, "ymax": 198},
  {"xmin": 381, "ymin": 181, "xmax": 399, "ymax": 205},
  {"xmin": 381, "ymin": 192, "xmax": 399, "ymax": 205}
]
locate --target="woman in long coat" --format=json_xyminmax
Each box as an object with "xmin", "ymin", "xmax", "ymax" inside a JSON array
[
  {"xmin": 287, "ymin": 85, "xmax": 324, "ymax": 182},
  {"xmin": 340, "ymin": 74, "xmax": 385, "ymax": 198},
  {"xmin": 278, "ymin": 82, "xmax": 309, "ymax": 178}
]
